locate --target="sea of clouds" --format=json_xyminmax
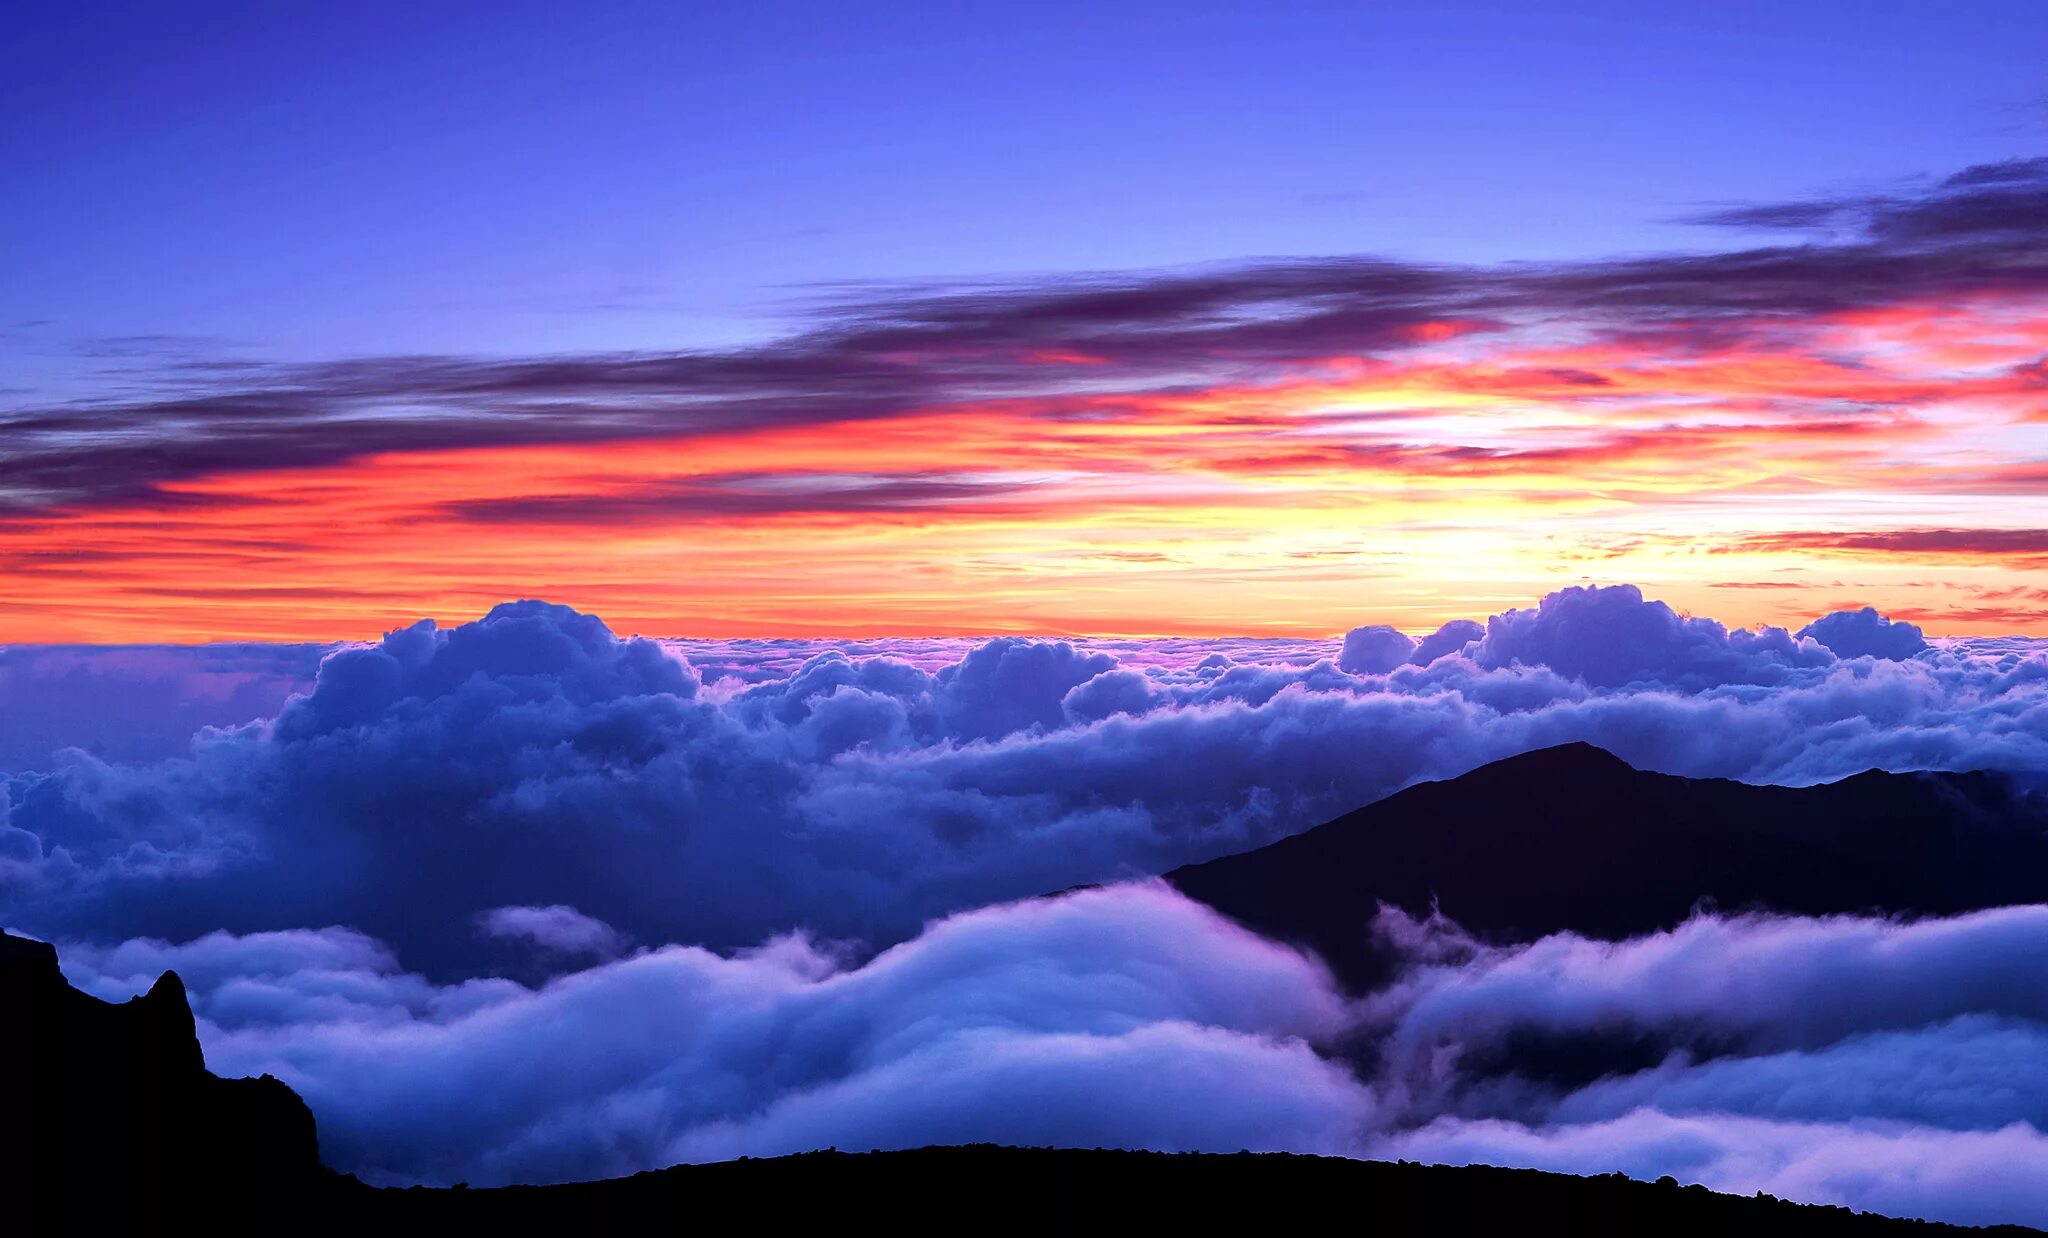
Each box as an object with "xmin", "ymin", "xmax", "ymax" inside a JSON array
[
  {"xmin": 6, "ymin": 583, "xmax": 2048, "ymax": 1223},
  {"xmin": 47, "ymin": 895, "xmax": 2048, "ymax": 1227}
]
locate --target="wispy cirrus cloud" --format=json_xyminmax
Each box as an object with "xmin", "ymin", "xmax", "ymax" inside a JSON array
[
  {"xmin": 1728, "ymin": 529, "xmax": 2048, "ymax": 569},
  {"xmin": 10, "ymin": 156, "xmax": 2045, "ymax": 512},
  {"xmin": 448, "ymin": 470, "xmax": 1054, "ymax": 525}
]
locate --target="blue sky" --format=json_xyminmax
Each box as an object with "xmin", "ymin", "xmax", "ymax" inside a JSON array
[{"xmin": 4, "ymin": 0, "xmax": 2043, "ymax": 387}]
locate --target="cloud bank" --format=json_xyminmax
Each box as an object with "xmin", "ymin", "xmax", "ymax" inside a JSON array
[{"xmin": 3, "ymin": 586, "xmax": 2043, "ymax": 975}]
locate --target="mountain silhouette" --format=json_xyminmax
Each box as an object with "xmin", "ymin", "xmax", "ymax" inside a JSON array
[
  {"xmin": 1168, "ymin": 742, "xmax": 2048, "ymax": 991},
  {"xmin": 331, "ymin": 1146, "xmax": 2037, "ymax": 1235},
  {"xmin": 0, "ymin": 929, "xmax": 330, "ymax": 1229}
]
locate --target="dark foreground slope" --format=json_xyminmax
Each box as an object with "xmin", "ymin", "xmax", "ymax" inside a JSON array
[
  {"xmin": 329, "ymin": 1145, "xmax": 2038, "ymax": 1236},
  {"xmin": 1169, "ymin": 742, "xmax": 2048, "ymax": 990}
]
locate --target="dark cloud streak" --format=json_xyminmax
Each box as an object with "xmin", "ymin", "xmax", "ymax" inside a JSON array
[
  {"xmin": 5, "ymin": 158, "xmax": 2046, "ymax": 512},
  {"xmin": 449, "ymin": 471, "xmax": 1049, "ymax": 525}
]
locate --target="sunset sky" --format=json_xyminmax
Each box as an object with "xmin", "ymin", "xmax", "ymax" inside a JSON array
[{"xmin": 3, "ymin": 1, "xmax": 2045, "ymax": 641}]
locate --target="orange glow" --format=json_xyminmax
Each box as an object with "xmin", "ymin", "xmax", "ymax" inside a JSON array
[{"xmin": 3, "ymin": 296, "xmax": 2044, "ymax": 642}]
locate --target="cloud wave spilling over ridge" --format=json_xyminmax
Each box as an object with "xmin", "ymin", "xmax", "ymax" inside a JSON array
[
  {"xmin": 1362, "ymin": 904, "xmax": 2048, "ymax": 1229},
  {"xmin": 57, "ymin": 885, "xmax": 1369, "ymax": 1187},
  {"xmin": 48, "ymin": 894, "xmax": 2048, "ymax": 1228}
]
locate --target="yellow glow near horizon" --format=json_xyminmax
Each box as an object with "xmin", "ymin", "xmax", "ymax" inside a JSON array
[{"xmin": 3, "ymin": 296, "xmax": 2044, "ymax": 643}]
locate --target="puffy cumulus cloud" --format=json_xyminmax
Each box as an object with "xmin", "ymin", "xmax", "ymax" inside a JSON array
[
  {"xmin": 1339, "ymin": 626, "xmax": 1417, "ymax": 675},
  {"xmin": 1799, "ymin": 606, "xmax": 1931, "ymax": 661},
  {"xmin": 1060, "ymin": 668, "xmax": 1160, "ymax": 724},
  {"xmin": 3, "ymin": 591, "xmax": 2046, "ymax": 974},
  {"xmin": 932, "ymin": 638, "xmax": 1116, "ymax": 741},
  {"xmin": 1339, "ymin": 620, "xmax": 1486, "ymax": 674},
  {"xmin": 1334, "ymin": 585, "xmax": 1915, "ymax": 692},
  {"xmin": 58, "ymin": 884, "xmax": 1371, "ymax": 1187},
  {"xmin": 1412, "ymin": 619, "xmax": 1485, "ymax": 667},
  {"xmin": 272, "ymin": 599, "xmax": 699, "ymax": 742},
  {"xmin": 1468, "ymin": 584, "xmax": 1836, "ymax": 690}
]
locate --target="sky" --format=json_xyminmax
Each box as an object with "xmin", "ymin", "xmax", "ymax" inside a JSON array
[{"xmin": 2, "ymin": 1, "xmax": 2045, "ymax": 641}]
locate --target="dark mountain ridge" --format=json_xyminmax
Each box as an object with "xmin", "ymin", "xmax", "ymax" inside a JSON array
[
  {"xmin": 337, "ymin": 1145, "xmax": 2037, "ymax": 1235},
  {"xmin": 1169, "ymin": 742, "xmax": 2048, "ymax": 991}
]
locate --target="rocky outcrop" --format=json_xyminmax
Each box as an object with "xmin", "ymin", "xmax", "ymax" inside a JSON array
[{"xmin": 0, "ymin": 929, "xmax": 329, "ymax": 1229}]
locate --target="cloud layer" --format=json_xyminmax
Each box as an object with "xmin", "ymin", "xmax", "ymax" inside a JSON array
[
  {"xmin": 1359, "ymin": 904, "xmax": 2048, "ymax": 1228},
  {"xmin": 4, "ymin": 587, "xmax": 2043, "ymax": 975},
  {"xmin": 57, "ymin": 885, "xmax": 1368, "ymax": 1187}
]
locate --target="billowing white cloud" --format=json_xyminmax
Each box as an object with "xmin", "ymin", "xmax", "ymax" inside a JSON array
[
  {"xmin": 477, "ymin": 905, "xmax": 628, "ymax": 960},
  {"xmin": 1799, "ymin": 606, "xmax": 1931, "ymax": 661},
  {"xmin": 59, "ymin": 884, "xmax": 1370, "ymax": 1187},
  {"xmin": 1466, "ymin": 583, "xmax": 1841, "ymax": 690},
  {"xmin": 1334, "ymin": 906, "xmax": 2048, "ymax": 1228}
]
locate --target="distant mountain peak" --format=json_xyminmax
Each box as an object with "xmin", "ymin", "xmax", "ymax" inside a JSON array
[
  {"xmin": 1512, "ymin": 739, "xmax": 1626, "ymax": 760},
  {"xmin": 1472, "ymin": 740, "xmax": 1641, "ymax": 775},
  {"xmin": 1169, "ymin": 747, "xmax": 2048, "ymax": 991}
]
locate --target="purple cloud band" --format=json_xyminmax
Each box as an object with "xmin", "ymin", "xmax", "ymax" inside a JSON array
[{"xmin": 4, "ymin": 158, "xmax": 2044, "ymax": 512}]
